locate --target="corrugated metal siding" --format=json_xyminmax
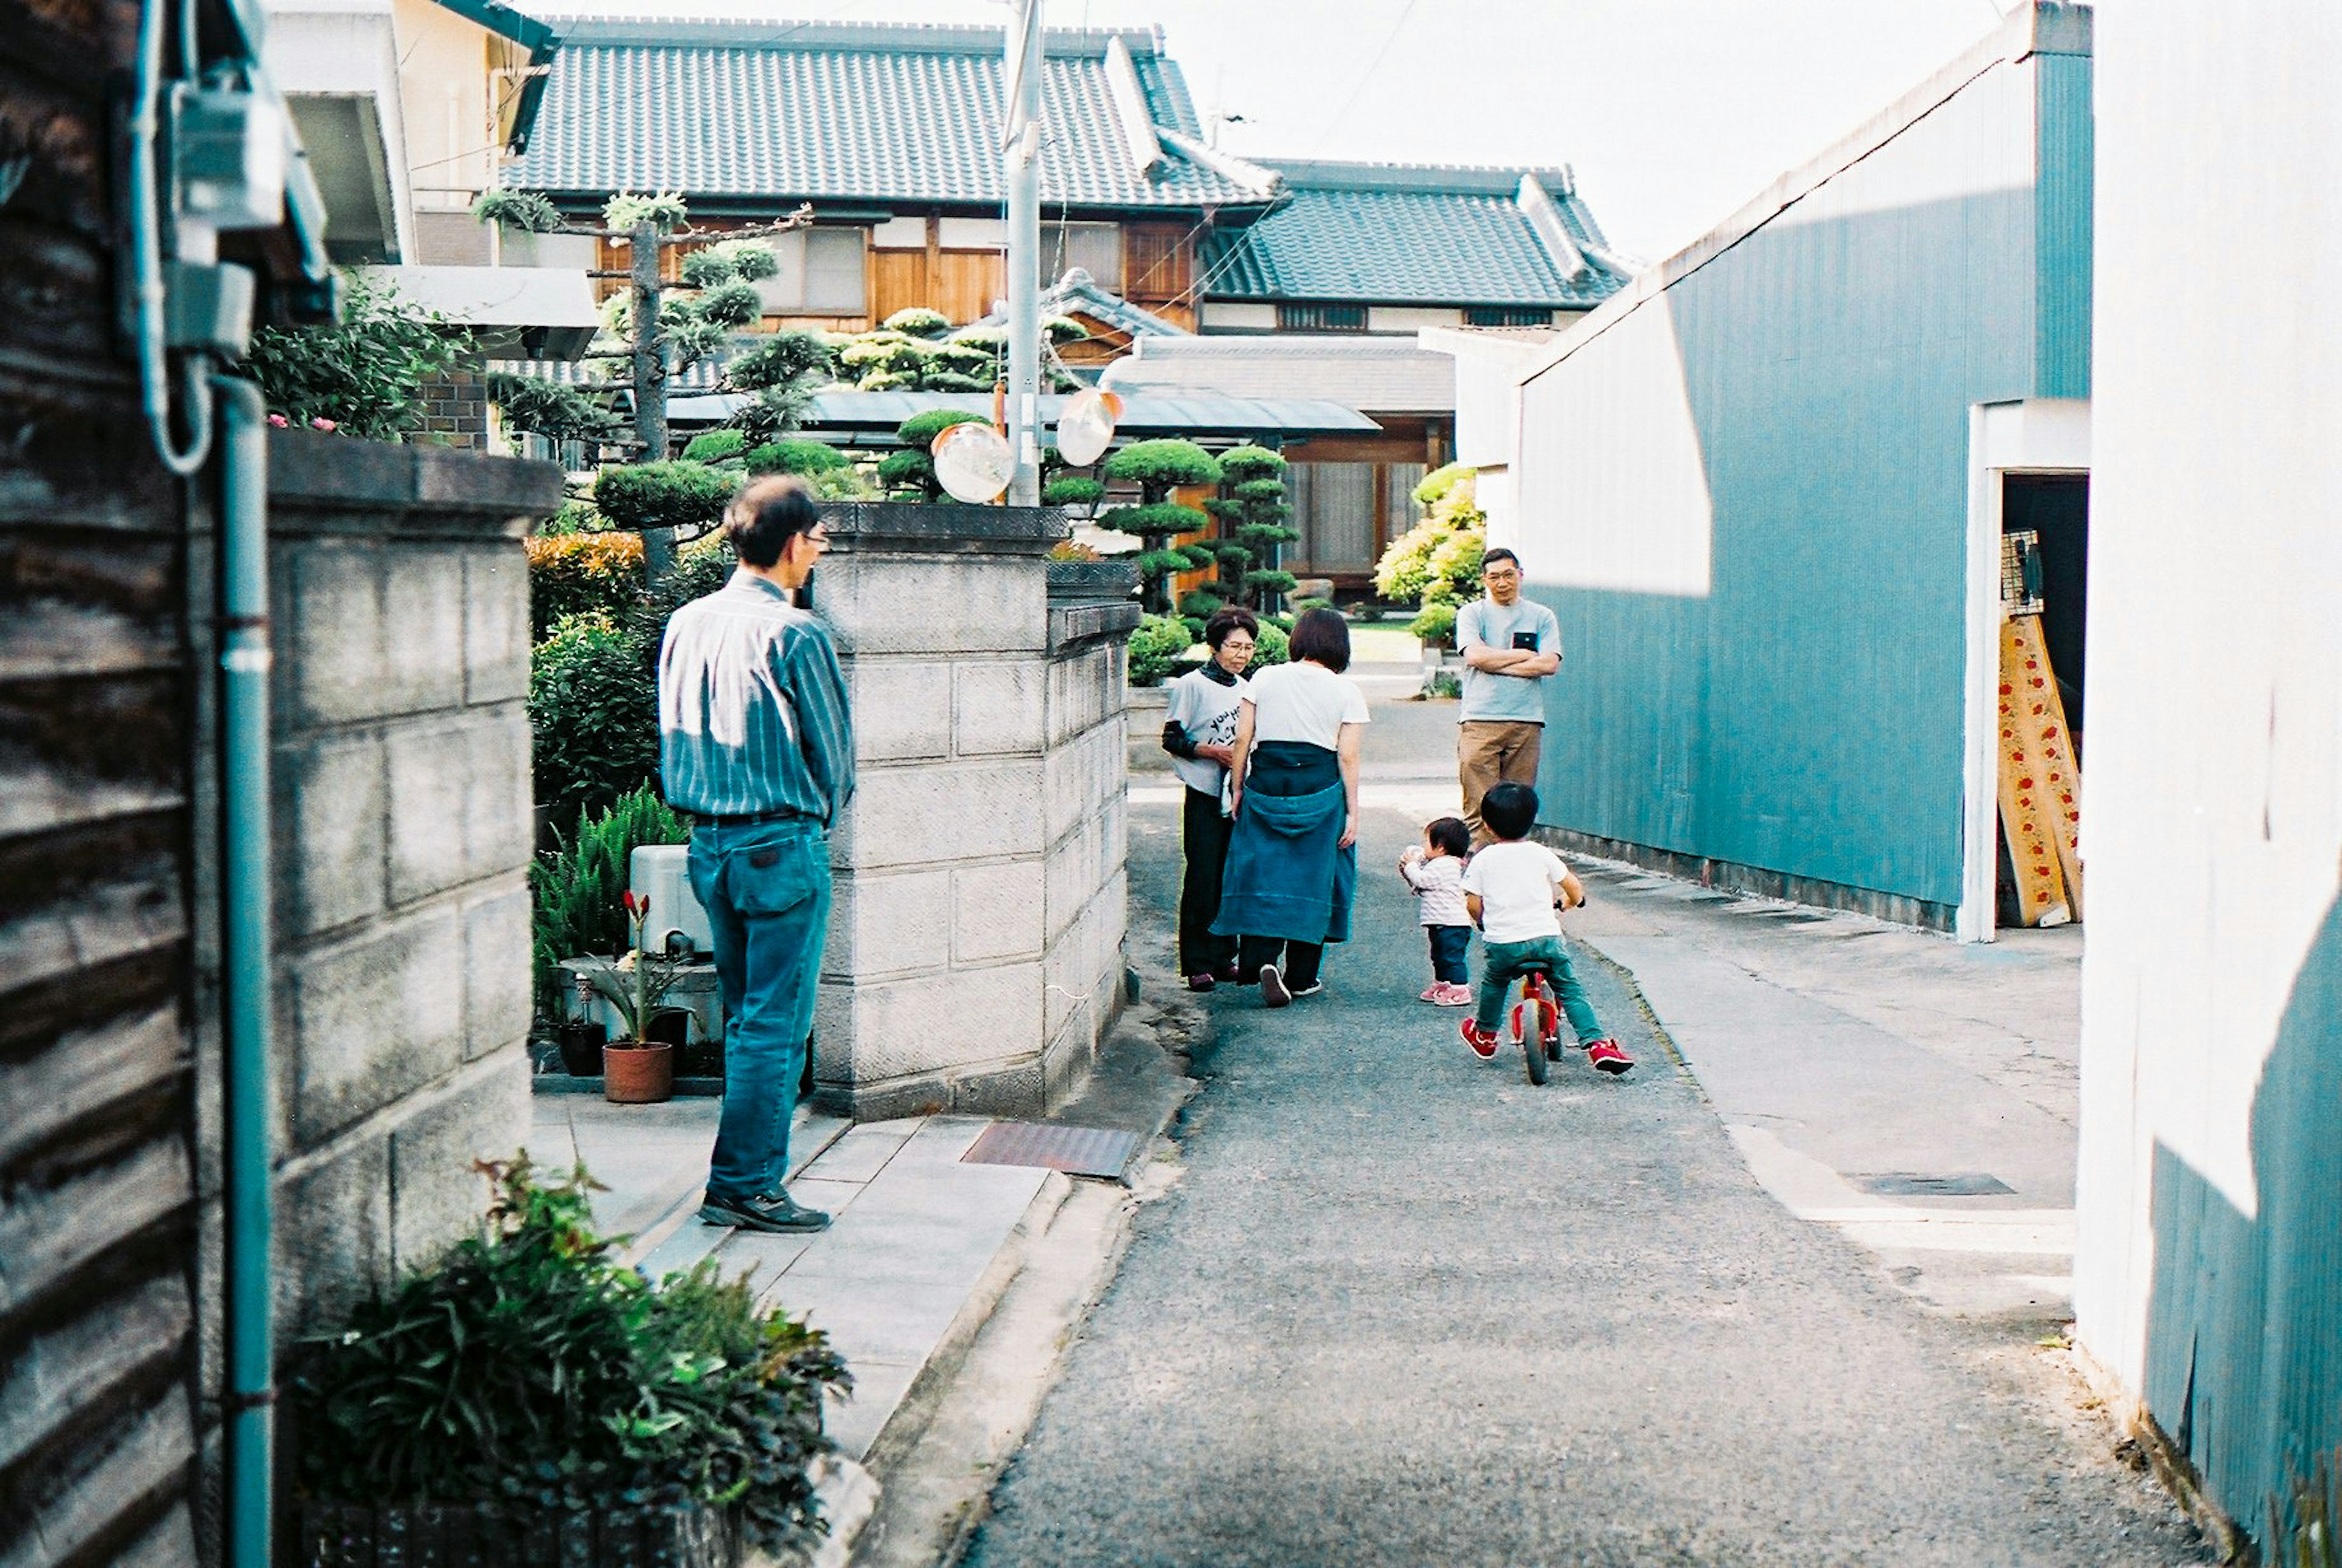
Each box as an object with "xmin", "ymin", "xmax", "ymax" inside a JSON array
[
  {"xmin": 2034, "ymin": 52, "xmax": 2094, "ymax": 397},
  {"xmin": 1517, "ymin": 53, "xmax": 2049, "ymax": 909},
  {"xmin": 0, "ymin": 1, "xmax": 204, "ymax": 1560}
]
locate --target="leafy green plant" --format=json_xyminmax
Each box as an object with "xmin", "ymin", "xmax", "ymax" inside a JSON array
[
  {"xmin": 1125, "ymin": 613, "xmax": 1194, "ymax": 687},
  {"xmin": 1204, "ymin": 445, "xmax": 1296, "ymax": 613},
  {"xmin": 1252, "ymin": 618, "xmax": 1290, "ymax": 668},
  {"xmin": 595, "ymin": 461, "xmax": 738, "ymax": 537},
  {"xmin": 285, "ymin": 1155, "xmax": 849, "ymax": 1555},
  {"xmin": 1375, "ymin": 465, "xmax": 1485, "ymax": 630},
  {"xmin": 237, "ymin": 271, "xmax": 468, "ymax": 442},
  {"xmin": 1044, "ymin": 474, "xmax": 1105, "ymax": 514},
  {"xmin": 882, "ymin": 306, "xmax": 951, "ymax": 339},
  {"xmin": 681, "ymin": 429, "xmax": 747, "ymax": 464},
  {"xmin": 603, "ymin": 191, "xmax": 691, "ymax": 232},
  {"xmin": 531, "ymin": 785, "xmax": 691, "ymax": 1009},
  {"xmin": 529, "ymin": 612, "xmax": 661, "ymax": 830},
  {"xmin": 1408, "ymin": 599, "xmax": 1458, "ymax": 645},
  {"xmin": 489, "ymin": 370, "xmax": 625, "ymax": 447}
]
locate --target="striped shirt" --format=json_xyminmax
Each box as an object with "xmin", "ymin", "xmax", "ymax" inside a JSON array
[{"xmin": 657, "ymin": 570, "xmax": 854, "ymax": 823}]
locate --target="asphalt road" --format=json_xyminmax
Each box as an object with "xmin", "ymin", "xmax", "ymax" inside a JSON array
[{"xmin": 958, "ymin": 703, "xmax": 2206, "ymax": 1567}]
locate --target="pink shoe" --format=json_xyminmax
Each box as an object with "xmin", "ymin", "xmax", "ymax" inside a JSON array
[
  {"xmin": 1419, "ymin": 984, "xmax": 1443, "ymax": 1003},
  {"xmin": 1434, "ymin": 982, "xmax": 1474, "ymax": 1007}
]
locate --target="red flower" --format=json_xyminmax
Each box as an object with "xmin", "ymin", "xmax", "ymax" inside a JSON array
[
  {"xmin": 621, "ymin": 890, "xmax": 640, "ymax": 917},
  {"xmin": 310, "ymin": 417, "xmax": 338, "ymax": 432},
  {"xmin": 267, "ymin": 413, "xmax": 289, "ymax": 428}
]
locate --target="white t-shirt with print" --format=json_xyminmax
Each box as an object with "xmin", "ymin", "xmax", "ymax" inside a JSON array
[
  {"xmin": 1245, "ymin": 660, "xmax": 1369, "ymax": 750},
  {"xmin": 1461, "ymin": 840, "xmax": 1569, "ymax": 943},
  {"xmin": 1163, "ymin": 666, "xmax": 1249, "ymax": 797}
]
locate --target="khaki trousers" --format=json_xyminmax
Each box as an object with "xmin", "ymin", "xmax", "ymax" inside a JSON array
[{"xmin": 1458, "ymin": 720, "xmax": 1544, "ymax": 845}]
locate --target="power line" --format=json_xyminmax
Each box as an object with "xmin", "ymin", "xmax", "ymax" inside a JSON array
[{"xmin": 1305, "ymin": 0, "xmax": 1423, "ymax": 159}]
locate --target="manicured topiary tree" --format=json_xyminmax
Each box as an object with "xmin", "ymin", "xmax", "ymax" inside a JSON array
[
  {"xmin": 1198, "ymin": 444, "xmax": 1297, "ymax": 616},
  {"xmin": 1373, "ymin": 462, "xmax": 1485, "ymax": 643},
  {"xmin": 1101, "ymin": 440, "xmax": 1222, "ymax": 613},
  {"xmin": 593, "ymin": 460, "xmax": 739, "ymax": 539},
  {"xmin": 877, "ymin": 409, "xmax": 993, "ymax": 501}
]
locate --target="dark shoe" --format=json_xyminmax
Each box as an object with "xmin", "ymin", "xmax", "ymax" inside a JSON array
[
  {"xmin": 700, "ymin": 1189, "xmax": 831, "ymax": 1234},
  {"xmin": 1259, "ymin": 965, "xmax": 1292, "ymax": 1008},
  {"xmin": 1186, "ymin": 973, "xmax": 1217, "ymax": 992},
  {"xmin": 1585, "ymin": 1038, "xmax": 1636, "ymax": 1076},
  {"xmin": 1288, "ymin": 981, "xmax": 1325, "ymax": 999},
  {"xmin": 1213, "ymin": 963, "xmax": 1243, "ymax": 984}
]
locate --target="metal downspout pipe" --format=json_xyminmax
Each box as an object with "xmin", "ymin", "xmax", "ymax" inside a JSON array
[{"xmin": 212, "ymin": 373, "xmax": 276, "ymax": 1568}]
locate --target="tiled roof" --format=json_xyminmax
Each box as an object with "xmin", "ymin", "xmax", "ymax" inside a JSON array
[
  {"xmin": 505, "ymin": 19, "xmax": 1280, "ymax": 211},
  {"xmin": 1200, "ymin": 161, "xmax": 1634, "ymax": 308},
  {"xmin": 963, "ymin": 268, "xmax": 1190, "ymax": 342}
]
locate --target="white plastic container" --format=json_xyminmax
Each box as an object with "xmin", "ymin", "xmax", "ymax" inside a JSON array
[{"xmin": 630, "ymin": 843, "xmax": 714, "ymax": 958}]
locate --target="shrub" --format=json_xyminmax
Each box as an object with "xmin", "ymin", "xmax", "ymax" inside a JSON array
[
  {"xmin": 690, "ymin": 281, "xmax": 765, "ymax": 329},
  {"xmin": 603, "ymin": 191, "xmax": 689, "ymax": 232},
  {"xmin": 285, "ymin": 1156, "xmax": 850, "ymax": 1556},
  {"xmin": 919, "ymin": 371, "xmax": 994, "ymax": 393},
  {"xmin": 897, "ymin": 408, "xmax": 992, "ymax": 450},
  {"xmin": 528, "ymin": 612, "xmax": 659, "ymax": 829},
  {"xmin": 1409, "ymin": 600, "xmax": 1458, "ymax": 645},
  {"xmin": 470, "ymin": 188, "xmax": 562, "ymax": 234},
  {"xmin": 1374, "ymin": 466, "xmax": 1484, "ymax": 609},
  {"xmin": 1126, "ymin": 614, "xmax": 1194, "ymax": 687},
  {"xmin": 1043, "ymin": 474, "xmax": 1105, "ymax": 512},
  {"xmin": 882, "ymin": 306, "xmax": 952, "ymax": 339},
  {"xmin": 1042, "ymin": 315, "xmax": 1090, "ymax": 344},
  {"xmin": 595, "ymin": 461, "xmax": 738, "ymax": 536},
  {"xmin": 237, "ymin": 271, "xmax": 467, "ymax": 442},
  {"xmin": 1208, "ymin": 444, "xmax": 1295, "ymax": 613},
  {"xmin": 489, "ymin": 370, "xmax": 623, "ymax": 446},
  {"xmin": 743, "ymin": 438, "xmax": 850, "ymax": 476},
  {"xmin": 725, "ymin": 330, "xmax": 835, "ymax": 392},
  {"xmin": 1414, "ymin": 461, "xmax": 1476, "ymax": 509},
  {"xmin": 681, "ymin": 429, "xmax": 747, "ymax": 464},
  {"xmin": 875, "ymin": 448, "xmax": 934, "ymax": 499},
  {"xmin": 526, "ymin": 531, "xmax": 644, "ymax": 642},
  {"xmin": 1105, "ymin": 440, "xmax": 1221, "ymax": 499},
  {"xmin": 1097, "ymin": 499, "xmax": 1212, "ymax": 612},
  {"xmin": 1252, "ymin": 619, "xmax": 1290, "ymax": 668}
]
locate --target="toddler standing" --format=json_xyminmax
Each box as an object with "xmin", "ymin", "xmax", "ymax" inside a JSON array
[{"xmin": 1398, "ymin": 816, "xmax": 1474, "ymax": 1006}]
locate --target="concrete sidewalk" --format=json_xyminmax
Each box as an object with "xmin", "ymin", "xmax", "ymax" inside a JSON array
[
  {"xmin": 523, "ymin": 1099, "xmax": 1057, "ymax": 1464},
  {"xmin": 1347, "ymin": 667, "xmax": 2090, "ymax": 1325}
]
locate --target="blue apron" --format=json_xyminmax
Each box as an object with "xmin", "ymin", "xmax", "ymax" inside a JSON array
[{"xmin": 1211, "ymin": 740, "xmax": 1356, "ymax": 946}]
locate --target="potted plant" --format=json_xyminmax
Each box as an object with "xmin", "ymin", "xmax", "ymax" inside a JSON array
[
  {"xmin": 597, "ymin": 890, "xmax": 682, "ymax": 1103},
  {"xmin": 287, "ymin": 1156, "xmax": 851, "ymax": 1566}
]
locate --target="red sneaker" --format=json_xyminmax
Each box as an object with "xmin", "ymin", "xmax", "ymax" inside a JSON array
[
  {"xmin": 1585, "ymin": 1037, "xmax": 1635, "ymax": 1075},
  {"xmin": 1459, "ymin": 1019, "xmax": 1499, "ymax": 1059},
  {"xmin": 1185, "ymin": 973, "xmax": 1217, "ymax": 993}
]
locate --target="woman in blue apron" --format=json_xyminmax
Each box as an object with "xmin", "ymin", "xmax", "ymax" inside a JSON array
[{"xmin": 1212, "ymin": 608, "xmax": 1369, "ymax": 1006}]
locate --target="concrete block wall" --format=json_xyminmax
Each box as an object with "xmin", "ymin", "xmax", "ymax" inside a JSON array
[
  {"xmin": 202, "ymin": 433, "xmax": 560, "ymax": 1345},
  {"xmin": 809, "ymin": 506, "xmax": 1139, "ymax": 1120}
]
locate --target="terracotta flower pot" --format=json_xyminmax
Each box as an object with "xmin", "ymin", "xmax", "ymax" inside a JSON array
[{"xmin": 602, "ymin": 1041, "xmax": 674, "ymax": 1104}]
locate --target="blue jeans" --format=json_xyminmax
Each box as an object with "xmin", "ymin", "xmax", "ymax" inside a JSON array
[
  {"xmin": 687, "ymin": 817, "xmax": 832, "ymax": 1204},
  {"xmin": 1475, "ymin": 935, "xmax": 1603, "ymax": 1042},
  {"xmin": 1425, "ymin": 924, "xmax": 1472, "ymax": 985}
]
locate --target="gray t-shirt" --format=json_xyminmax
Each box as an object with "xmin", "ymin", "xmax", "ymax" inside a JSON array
[
  {"xmin": 1164, "ymin": 666, "xmax": 1248, "ymax": 797},
  {"xmin": 1456, "ymin": 597, "xmax": 1560, "ymax": 724}
]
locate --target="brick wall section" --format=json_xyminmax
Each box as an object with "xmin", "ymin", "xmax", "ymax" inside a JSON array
[
  {"xmin": 414, "ymin": 371, "xmax": 490, "ymax": 450},
  {"xmin": 809, "ymin": 507, "xmax": 1140, "ymax": 1119}
]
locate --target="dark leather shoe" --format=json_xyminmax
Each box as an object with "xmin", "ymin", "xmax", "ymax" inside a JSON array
[{"xmin": 700, "ymin": 1189, "xmax": 831, "ymax": 1233}]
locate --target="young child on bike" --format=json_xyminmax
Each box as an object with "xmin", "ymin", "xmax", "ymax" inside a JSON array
[
  {"xmin": 1457, "ymin": 782, "xmax": 1634, "ymax": 1074},
  {"xmin": 1398, "ymin": 815, "xmax": 1474, "ymax": 1006}
]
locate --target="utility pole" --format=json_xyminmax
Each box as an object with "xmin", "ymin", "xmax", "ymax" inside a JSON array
[
  {"xmin": 628, "ymin": 217, "xmax": 675, "ymax": 579},
  {"xmin": 1003, "ymin": 0, "xmax": 1044, "ymax": 505}
]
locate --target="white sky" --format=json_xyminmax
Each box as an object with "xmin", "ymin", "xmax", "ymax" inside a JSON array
[{"xmin": 532, "ymin": 0, "xmax": 2028, "ymax": 261}]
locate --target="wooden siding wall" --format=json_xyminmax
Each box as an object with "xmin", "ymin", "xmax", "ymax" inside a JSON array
[{"xmin": 1, "ymin": 0, "xmax": 207, "ymax": 1561}]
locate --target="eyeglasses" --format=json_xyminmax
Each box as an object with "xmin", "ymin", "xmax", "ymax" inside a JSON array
[{"xmin": 1220, "ymin": 638, "xmax": 1256, "ymax": 650}]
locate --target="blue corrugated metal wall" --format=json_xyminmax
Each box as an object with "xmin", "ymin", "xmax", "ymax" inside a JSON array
[
  {"xmin": 1527, "ymin": 45, "xmax": 2093, "ymax": 911},
  {"xmin": 2036, "ymin": 51, "xmax": 2096, "ymax": 396}
]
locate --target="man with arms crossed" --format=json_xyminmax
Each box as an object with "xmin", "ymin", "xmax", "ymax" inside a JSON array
[
  {"xmin": 659, "ymin": 476, "xmax": 853, "ymax": 1234},
  {"xmin": 1455, "ymin": 547, "xmax": 1560, "ymax": 847}
]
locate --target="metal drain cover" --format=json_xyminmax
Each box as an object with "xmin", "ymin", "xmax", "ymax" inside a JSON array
[
  {"xmin": 1853, "ymin": 1172, "xmax": 2015, "ymax": 1197},
  {"xmin": 962, "ymin": 1121, "xmax": 1143, "ymax": 1181}
]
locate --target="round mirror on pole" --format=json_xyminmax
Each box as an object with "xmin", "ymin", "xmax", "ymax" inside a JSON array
[
  {"xmin": 933, "ymin": 420, "xmax": 1015, "ymax": 504},
  {"xmin": 1055, "ymin": 388, "xmax": 1123, "ymax": 468}
]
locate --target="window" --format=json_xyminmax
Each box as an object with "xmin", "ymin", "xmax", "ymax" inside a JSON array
[
  {"xmin": 1286, "ymin": 462, "xmax": 1377, "ymax": 571},
  {"xmin": 749, "ymin": 227, "xmax": 868, "ymax": 315},
  {"xmin": 1464, "ymin": 305, "xmax": 1555, "ymax": 328},
  {"xmin": 1045, "ymin": 222, "xmax": 1123, "ymax": 288},
  {"xmin": 1277, "ymin": 303, "xmax": 1367, "ymax": 334}
]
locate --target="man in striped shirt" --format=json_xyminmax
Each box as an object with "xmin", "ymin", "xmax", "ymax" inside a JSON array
[{"xmin": 659, "ymin": 476, "xmax": 854, "ymax": 1234}]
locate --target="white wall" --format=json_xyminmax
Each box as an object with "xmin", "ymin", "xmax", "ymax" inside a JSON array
[{"xmin": 2072, "ymin": 0, "xmax": 2342, "ymax": 1423}]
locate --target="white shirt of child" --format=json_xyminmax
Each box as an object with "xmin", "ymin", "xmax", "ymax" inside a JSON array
[
  {"xmin": 1244, "ymin": 660, "xmax": 1369, "ymax": 750},
  {"xmin": 1461, "ymin": 840, "xmax": 1569, "ymax": 944},
  {"xmin": 1402, "ymin": 854, "xmax": 1469, "ymax": 927}
]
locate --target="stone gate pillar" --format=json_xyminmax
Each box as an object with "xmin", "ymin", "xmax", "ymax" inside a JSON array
[{"xmin": 809, "ymin": 504, "xmax": 1141, "ymax": 1119}]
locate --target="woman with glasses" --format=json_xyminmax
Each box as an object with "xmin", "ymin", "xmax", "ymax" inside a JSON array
[{"xmin": 1161, "ymin": 607, "xmax": 1259, "ymax": 990}]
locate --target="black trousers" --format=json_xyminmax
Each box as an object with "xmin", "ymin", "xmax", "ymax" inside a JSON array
[
  {"xmin": 1178, "ymin": 785, "xmax": 1237, "ymax": 976},
  {"xmin": 1239, "ymin": 934, "xmax": 1323, "ymax": 991}
]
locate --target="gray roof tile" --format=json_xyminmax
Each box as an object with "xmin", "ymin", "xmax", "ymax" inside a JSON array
[{"xmin": 507, "ymin": 20, "xmax": 1275, "ymax": 210}]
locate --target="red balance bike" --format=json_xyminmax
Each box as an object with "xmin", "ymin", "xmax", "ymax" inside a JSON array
[{"xmin": 1506, "ymin": 959, "xmax": 1565, "ymax": 1087}]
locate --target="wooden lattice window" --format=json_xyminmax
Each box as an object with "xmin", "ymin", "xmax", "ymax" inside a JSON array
[{"xmin": 1277, "ymin": 303, "xmax": 1367, "ymax": 333}]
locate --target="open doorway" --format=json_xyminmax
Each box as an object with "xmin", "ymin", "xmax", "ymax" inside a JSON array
[{"xmin": 1994, "ymin": 473, "xmax": 2090, "ymax": 931}]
